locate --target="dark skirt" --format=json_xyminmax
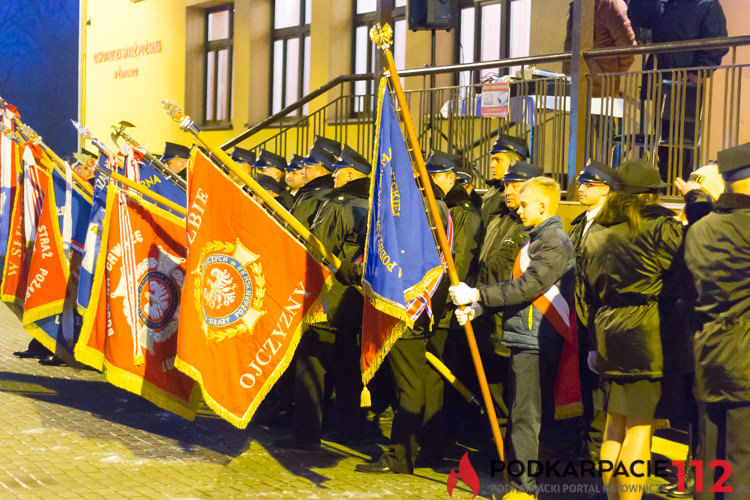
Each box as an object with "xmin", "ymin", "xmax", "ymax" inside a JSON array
[{"xmin": 603, "ymin": 378, "xmax": 662, "ymax": 419}]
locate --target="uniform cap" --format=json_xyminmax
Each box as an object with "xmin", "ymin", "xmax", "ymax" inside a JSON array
[
  {"xmin": 254, "ymin": 150, "xmax": 287, "ymax": 171},
  {"xmin": 455, "ymin": 167, "xmax": 473, "ymax": 185},
  {"xmin": 503, "ymin": 161, "xmax": 543, "ymax": 182},
  {"xmin": 491, "ymin": 134, "xmax": 529, "ymax": 158},
  {"xmin": 617, "ymin": 159, "xmax": 667, "ymax": 193},
  {"xmin": 302, "ymin": 136, "xmax": 342, "ymax": 171},
  {"xmin": 578, "ymin": 160, "xmax": 620, "ymax": 187},
  {"xmin": 717, "ymin": 142, "xmax": 750, "ymax": 182},
  {"xmin": 255, "ymin": 173, "xmax": 283, "ymax": 195},
  {"xmin": 333, "ymin": 145, "xmax": 371, "ymax": 175},
  {"xmin": 231, "ymin": 147, "xmax": 256, "ymax": 164},
  {"xmin": 425, "ymin": 151, "xmax": 461, "ymax": 173},
  {"xmin": 160, "ymin": 142, "xmax": 191, "ymax": 163},
  {"xmin": 286, "ymin": 154, "xmax": 304, "ymax": 171}
]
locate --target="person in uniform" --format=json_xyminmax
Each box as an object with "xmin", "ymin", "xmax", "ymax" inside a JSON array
[
  {"xmin": 355, "ymin": 188, "xmax": 451, "ymax": 475},
  {"xmin": 580, "ymin": 160, "xmax": 683, "ymax": 498},
  {"xmin": 568, "ymin": 160, "xmax": 619, "ymax": 460},
  {"xmin": 253, "ymin": 150, "xmax": 294, "ymax": 210},
  {"xmin": 275, "ymin": 145, "xmax": 371, "ymax": 449},
  {"xmin": 285, "ymin": 154, "xmax": 306, "ymax": 197},
  {"xmin": 257, "ymin": 137, "xmax": 341, "ymax": 429},
  {"xmin": 72, "ymin": 148, "xmax": 99, "ymax": 186},
  {"xmin": 683, "ymin": 143, "xmax": 750, "ymax": 500},
  {"xmin": 231, "ymin": 146, "xmax": 256, "ymax": 176},
  {"xmin": 290, "ymin": 136, "xmax": 342, "ymax": 228},
  {"xmin": 481, "ymin": 135, "xmax": 530, "ymax": 229},
  {"xmin": 455, "ymin": 165, "xmax": 483, "ymax": 209},
  {"xmin": 160, "ymin": 142, "xmax": 191, "ymax": 180},
  {"xmin": 424, "ymin": 150, "xmax": 483, "ymax": 461}
]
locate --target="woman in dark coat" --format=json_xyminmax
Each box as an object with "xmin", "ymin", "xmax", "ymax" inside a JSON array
[{"xmin": 581, "ymin": 160, "xmax": 683, "ymax": 499}]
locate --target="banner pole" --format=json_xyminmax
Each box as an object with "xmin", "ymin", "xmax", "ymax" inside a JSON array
[
  {"xmin": 370, "ymin": 23, "xmax": 506, "ymax": 464},
  {"xmin": 160, "ymin": 100, "xmax": 341, "ymax": 271},
  {"xmin": 110, "ymin": 121, "xmax": 187, "ymax": 192},
  {"xmin": 13, "ymin": 120, "xmax": 94, "ymax": 197}
]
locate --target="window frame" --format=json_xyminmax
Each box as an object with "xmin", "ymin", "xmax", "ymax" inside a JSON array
[
  {"xmin": 270, "ymin": 0, "xmax": 311, "ymax": 118},
  {"xmin": 455, "ymin": 0, "xmax": 511, "ymax": 87},
  {"xmin": 203, "ymin": 3, "xmax": 234, "ymax": 128},
  {"xmin": 351, "ymin": 2, "xmax": 406, "ymax": 115}
]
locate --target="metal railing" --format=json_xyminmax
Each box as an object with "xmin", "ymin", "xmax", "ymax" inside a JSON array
[
  {"xmin": 582, "ymin": 35, "xmax": 750, "ymax": 196},
  {"xmin": 222, "ymin": 35, "xmax": 750, "ymax": 192}
]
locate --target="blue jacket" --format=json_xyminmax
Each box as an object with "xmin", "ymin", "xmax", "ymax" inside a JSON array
[{"xmin": 478, "ymin": 216, "xmax": 575, "ymax": 351}]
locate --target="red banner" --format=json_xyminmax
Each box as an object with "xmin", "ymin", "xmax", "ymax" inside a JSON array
[
  {"xmin": 23, "ymin": 174, "xmax": 68, "ymax": 324},
  {"xmin": 1, "ymin": 147, "xmax": 47, "ymax": 306},
  {"xmin": 75, "ymin": 187, "xmax": 200, "ymax": 420},
  {"xmin": 175, "ymin": 150, "xmax": 329, "ymax": 428}
]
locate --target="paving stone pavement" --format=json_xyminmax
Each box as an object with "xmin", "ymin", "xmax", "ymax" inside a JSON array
[{"xmin": 0, "ymin": 302, "xmax": 684, "ymax": 499}]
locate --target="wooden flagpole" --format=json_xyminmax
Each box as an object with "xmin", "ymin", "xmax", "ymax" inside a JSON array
[
  {"xmin": 160, "ymin": 100, "xmax": 341, "ymax": 271},
  {"xmin": 370, "ymin": 23, "xmax": 505, "ymax": 464}
]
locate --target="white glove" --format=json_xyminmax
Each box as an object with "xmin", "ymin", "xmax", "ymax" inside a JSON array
[
  {"xmin": 455, "ymin": 302, "xmax": 484, "ymax": 326},
  {"xmin": 449, "ymin": 282, "xmax": 480, "ymax": 306},
  {"xmin": 587, "ymin": 351, "xmax": 598, "ymax": 374}
]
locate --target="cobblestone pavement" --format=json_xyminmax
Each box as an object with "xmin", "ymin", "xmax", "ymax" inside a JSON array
[{"xmin": 0, "ymin": 302, "xmax": 685, "ymax": 499}]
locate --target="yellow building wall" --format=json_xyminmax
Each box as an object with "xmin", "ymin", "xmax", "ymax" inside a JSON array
[
  {"xmin": 83, "ymin": 0, "xmax": 190, "ymax": 155},
  {"xmin": 80, "ymin": 0, "xmax": 748, "ymax": 162}
]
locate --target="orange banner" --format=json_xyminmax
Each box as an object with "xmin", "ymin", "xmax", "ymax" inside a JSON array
[
  {"xmin": 1, "ymin": 151, "xmax": 48, "ymax": 306},
  {"xmin": 175, "ymin": 150, "xmax": 329, "ymax": 428},
  {"xmin": 23, "ymin": 175, "xmax": 68, "ymax": 325},
  {"xmin": 75, "ymin": 186, "xmax": 200, "ymax": 420}
]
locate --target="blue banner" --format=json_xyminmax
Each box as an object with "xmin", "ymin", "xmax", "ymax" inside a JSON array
[
  {"xmin": 362, "ymin": 79, "xmax": 444, "ymax": 324},
  {"xmin": 52, "ymin": 168, "xmax": 92, "ymax": 255},
  {"xmin": 138, "ymin": 160, "xmax": 186, "ymax": 210},
  {"xmin": 77, "ymin": 169, "xmax": 109, "ymax": 312}
]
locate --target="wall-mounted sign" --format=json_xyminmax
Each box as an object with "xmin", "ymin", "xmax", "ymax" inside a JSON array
[
  {"xmin": 480, "ymin": 82, "xmax": 510, "ymax": 118},
  {"xmin": 92, "ymin": 40, "xmax": 162, "ymax": 80}
]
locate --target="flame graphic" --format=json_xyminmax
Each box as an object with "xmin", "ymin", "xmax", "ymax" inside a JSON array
[{"xmin": 446, "ymin": 452, "xmax": 480, "ymax": 499}]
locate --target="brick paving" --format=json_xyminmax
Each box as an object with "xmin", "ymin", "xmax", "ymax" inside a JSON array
[{"xmin": 0, "ymin": 302, "xmax": 684, "ymax": 499}]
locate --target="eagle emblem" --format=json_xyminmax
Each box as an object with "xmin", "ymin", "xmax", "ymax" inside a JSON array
[
  {"xmin": 194, "ymin": 239, "xmax": 265, "ymax": 341},
  {"xmin": 110, "ymin": 245, "xmax": 185, "ymax": 363}
]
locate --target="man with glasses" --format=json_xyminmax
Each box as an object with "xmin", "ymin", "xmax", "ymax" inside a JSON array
[{"xmin": 568, "ymin": 160, "xmax": 619, "ymax": 461}]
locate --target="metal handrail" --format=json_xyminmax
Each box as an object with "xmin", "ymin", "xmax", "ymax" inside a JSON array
[
  {"xmin": 583, "ymin": 35, "xmax": 750, "ymax": 60},
  {"xmin": 221, "ymin": 52, "xmax": 573, "ymax": 150},
  {"xmin": 222, "ymin": 73, "xmax": 373, "ymax": 149},
  {"xmin": 222, "ymin": 35, "xmax": 749, "ymax": 151}
]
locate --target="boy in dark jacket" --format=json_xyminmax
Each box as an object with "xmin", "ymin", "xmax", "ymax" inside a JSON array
[{"xmin": 450, "ymin": 176, "xmax": 578, "ymax": 498}]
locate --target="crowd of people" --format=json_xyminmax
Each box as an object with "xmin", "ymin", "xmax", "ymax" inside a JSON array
[{"xmin": 13, "ymin": 129, "xmax": 748, "ymax": 500}]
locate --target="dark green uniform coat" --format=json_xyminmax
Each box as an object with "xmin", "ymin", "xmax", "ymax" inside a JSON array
[
  {"xmin": 581, "ymin": 204, "xmax": 683, "ymax": 380},
  {"xmin": 480, "ymin": 181, "xmax": 505, "ymax": 230},
  {"xmin": 685, "ymin": 192, "xmax": 750, "ymax": 403},
  {"xmin": 435, "ymin": 183, "xmax": 483, "ymax": 330},
  {"xmin": 473, "ymin": 203, "xmax": 528, "ymax": 351},
  {"xmin": 291, "ymin": 174, "xmax": 334, "ymax": 228},
  {"xmin": 310, "ymin": 178, "xmax": 370, "ymax": 333}
]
